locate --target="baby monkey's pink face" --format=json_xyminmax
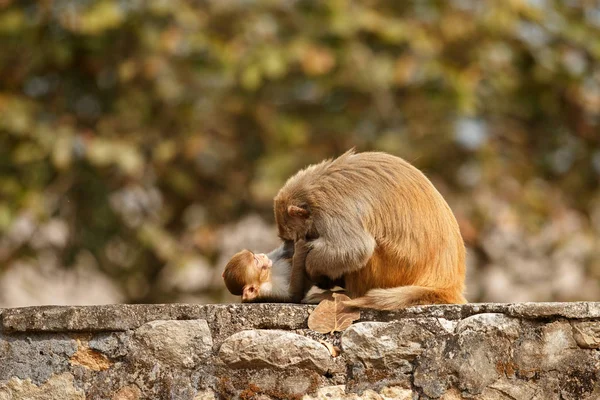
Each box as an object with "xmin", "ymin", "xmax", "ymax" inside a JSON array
[
  {"xmin": 253, "ymin": 253, "xmax": 273, "ymax": 270},
  {"xmin": 222, "ymin": 249, "xmax": 273, "ymax": 301},
  {"xmin": 243, "ymin": 252, "xmax": 272, "ymax": 282},
  {"xmin": 242, "ymin": 252, "xmax": 272, "ymax": 301}
]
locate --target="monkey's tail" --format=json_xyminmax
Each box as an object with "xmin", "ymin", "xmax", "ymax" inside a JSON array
[{"xmin": 342, "ymin": 285, "xmax": 466, "ymax": 311}]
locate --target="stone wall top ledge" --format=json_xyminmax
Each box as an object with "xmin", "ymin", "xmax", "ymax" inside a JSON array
[{"xmin": 2, "ymin": 302, "xmax": 600, "ymax": 333}]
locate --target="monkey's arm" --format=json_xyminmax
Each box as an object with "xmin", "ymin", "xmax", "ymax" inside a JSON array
[
  {"xmin": 288, "ymin": 239, "xmax": 311, "ymax": 303},
  {"xmin": 266, "ymin": 241, "xmax": 293, "ymax": 261},
  {"xmin": 305, "ymin": 219, "xmax": 375, "ymax": 281}
]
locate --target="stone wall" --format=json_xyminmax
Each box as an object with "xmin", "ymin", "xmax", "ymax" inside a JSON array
[{"xmin": 1, "ymin": 302, "xmax": 600, "ymax": 399}]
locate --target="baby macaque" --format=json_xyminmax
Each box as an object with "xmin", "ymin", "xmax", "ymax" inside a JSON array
[
  {"xmin": 275, "ymin": 149, "xmax": 467, "ymax": 310},
  {"xmin": 223, "ymin": 241, "xmax": 338, "ymax": 303},
  {"xmin": 222, "ymin": 244, "xmax": 293, "ymax": 302}
]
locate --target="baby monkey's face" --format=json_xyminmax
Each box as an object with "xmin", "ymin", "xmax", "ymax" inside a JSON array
[
  {"xmin": 222, "ymin": 249, "xmax": 272, "ymax": 301},
  {"xmin": 244, "ymin": 251, "xmax": 272, "ymax": 280},
  {"xmin": 242, "ymin": 252, "xmax": 272, "ymax": 301},
  {"xmin": 253, "ymin": 252, "xmax": 273, "ymax": 270}
]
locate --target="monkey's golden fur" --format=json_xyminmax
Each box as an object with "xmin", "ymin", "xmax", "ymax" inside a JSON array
[{"xmin": 274, "ymin": 150, "xmax": 467, "ymax": 310}]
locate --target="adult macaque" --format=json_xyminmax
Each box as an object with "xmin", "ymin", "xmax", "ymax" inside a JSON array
[{"xmin": 274, "ymin": 150, "xmax": 467, "ymax": 310}]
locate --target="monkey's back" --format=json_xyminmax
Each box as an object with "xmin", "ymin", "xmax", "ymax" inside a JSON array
[{"xmin": 279, "ymin": 150, "xmax": 465, "ymax": 289}]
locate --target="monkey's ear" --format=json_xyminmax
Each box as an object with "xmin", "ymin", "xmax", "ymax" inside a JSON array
[
  {"xmin": 242, "ymin": 285, "xmax": 259, "ymax": 301},
  {"xmin": 288, "ymin": 204, "xmax": 310, "ymax": 219}
]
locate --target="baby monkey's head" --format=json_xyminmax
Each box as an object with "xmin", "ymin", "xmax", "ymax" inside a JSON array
[{"xmin": 222, "ymin": 250, "xmax": 273, "ymax": 301}]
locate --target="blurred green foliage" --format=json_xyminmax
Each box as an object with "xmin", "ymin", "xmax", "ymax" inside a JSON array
[{"xmin": 0, "ymin": 0, "xmax": 599, "ymax": 303}]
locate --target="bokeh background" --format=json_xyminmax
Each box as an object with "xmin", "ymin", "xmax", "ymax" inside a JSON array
[{"xmin": 1, "ymin": 0, "xmax": 599, "ymax": 307}]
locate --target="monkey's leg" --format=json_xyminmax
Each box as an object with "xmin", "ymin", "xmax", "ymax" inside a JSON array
[
  {"xmin": 289, "ymin": 239, "xmax": 310, "ymax": 303},
  {"xmin": 301, "ymin": 287, "xmax": 346, "ymax": 304}
]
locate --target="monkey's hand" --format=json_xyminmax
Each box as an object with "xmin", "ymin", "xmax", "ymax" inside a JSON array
[
  {"xmin": 305, "ymin": 234, "xmax": 375, "ymax": 281},
  {"xmin": 293, "ymin": 238, "xmax": 311, "ymax": 265}
]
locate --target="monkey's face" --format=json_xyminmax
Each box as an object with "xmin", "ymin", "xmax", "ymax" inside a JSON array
[
  {"xmin": 253, "ymin": 252, "xmax": 273, "ymax": 274},
  {"xmin": 223, "ymin": 250, "xmax": 272, "ymax": 297},
  {"xmin": 243, "ymin": 252, "xmax": 271, "ymax": 282},
  {"xmin": 275, "ymin": 203, "xmax": 312, "ymax": 241},
  {"xmin": 242, "ymin": 253, "xmax": 273, "ymax": 301}
]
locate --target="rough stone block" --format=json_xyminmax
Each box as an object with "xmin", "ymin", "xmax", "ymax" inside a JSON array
[
  {"xmin": 0, "ymin": 373, "xmax": 84, "ymax": 400},
  {"xmin": 571, "ymin": 321, "xmax": 600, "ymax": 349},
  {"xmin": 219, "ymin": 329, "xmax": 338, "ymax": 373},
  {"xmin": 132, "ymin": 319, "xmax": 213, "ymax": 369},
  {"xmin": 0, "ymin": 333, "xmax": 77, "ymax": 384},
  {"xmin": 342, "ymin": 320, "xmax": 436, "ymax": 371},
  {"xmin": 454, "ymin": 313, "xmax": 520, "ymax": 337}
]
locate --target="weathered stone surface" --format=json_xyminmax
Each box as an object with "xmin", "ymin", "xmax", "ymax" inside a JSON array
[
  {"xmin": 454, "ymin": 313, "xmax": 520, "ymax": 337},
  {"xmin": 89, "ymin": 332, "xmax": 131, "ymax": 358},
  {"xmin": 415, "ymin": 315, "xmax": 521, "ymax": 397},
  {"xmin": 571, "ymin": 321, "xmax": 600, "ymax": 349},
  {"xmin": 219, "ymin": 329, "xmax": 337, "ymax": 373},
  {"xmin": 0, "ymin": 373, "xmax": 84, "ymax": 400},
  {"xmin": 4, "ymin": 302, "xmax": 600, "ymax": 333},
  {"xmin": 132, "ymin": 319, "xmax": 213, "ymax": 368},
  {"xmin": 69, "ymin": 336, "xmax": 113, "ymax": 371},
  {"xmin": 0, "ymin": 333, "xmax": 77, "ymax": 384},
  {"xmin": 415, "ymin": 318, "xmax": 600, "ymax": 399},
  {"xmin": 513, "ymin": 321, "xmax": 579, "ymax": 373},
  {"xmin": 244, "ymin": 369, "xmax": 320, "ymax": 398},
  {"xmin": 505, "ymin": 302, "xmax": 600, "ymax": 319},
  {"xmin": 304, "ymin": 385, "xmax": 412, "ymax": 400},
  {"xmin": 304, "ymin": 385, "xmax": 370, "ymax": 400},
  {"xmin": 379, "ymin": 387, "xmax": 413, "ymax": 400},
  {"xmin": 1, "ymin": 303, "xmax": 313, "ymax": 333},
  {"xmin": 70, "ymin": 346, "xmax": 112, "ymax": 371},
  {"xmin": 2, "ymin": 303, "xmax": 600, "ymax": 399},
  {"xmin": 112, "ymin": 385, "xmax": 141, "ymax": 400},
  {"xmin": 193, "ymin": 390, "xmax": 216, "ymax": 400},
  {"xmin": 482, "ymin": 380, "xmax": 546, "ymax": 400},
  {"xmin": 342, "ymin": 320, "xmax": 436, "ymax": 371},
  {"xmin": 360, "ymin": 301, "xmax": 600, "ymax": 322}
]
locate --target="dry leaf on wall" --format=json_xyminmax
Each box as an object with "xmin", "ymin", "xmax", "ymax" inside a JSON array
[{"xmin": 307, "ymin": 293, "xmax": 360, "ymax": 334}]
